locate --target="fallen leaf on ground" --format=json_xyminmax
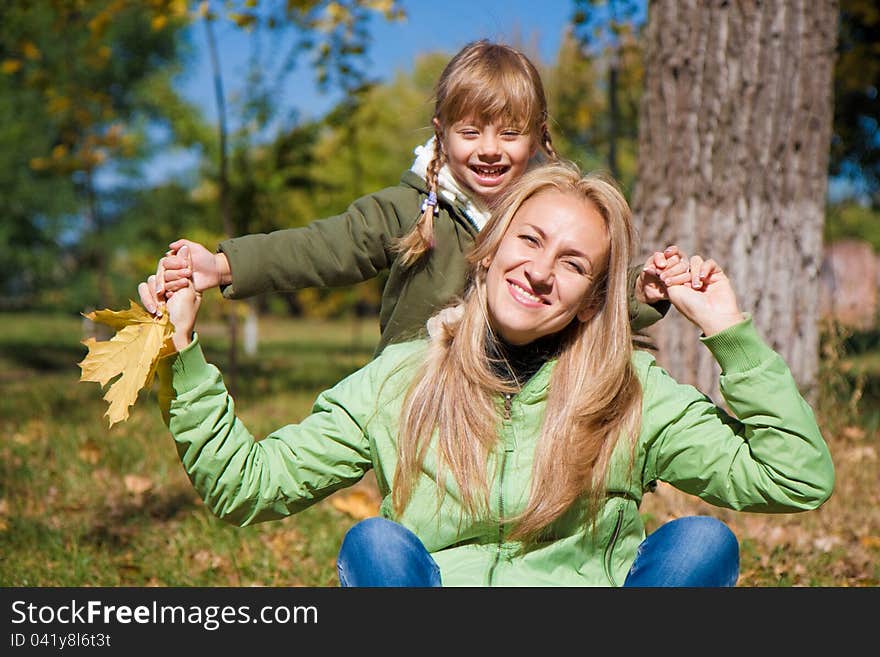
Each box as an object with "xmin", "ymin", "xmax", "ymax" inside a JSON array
[
  {"xmin": 860, "ymin": 536, "xmax": 880, "ymax": 549},
  {"xmin": 77, "ymin": 440, "xmax": 102, "ymax": 464},
  {"xmin": 78, "ymin": 300, "xmax": 175, "ymax": 428},
  {"xmin": 330, "ymin": 490, "xmax": 380, "ymax": 520},
  {"xmin": 124, "ymin": 474, "xmax": 153, "ymax": 496},
  {"xmin": 841, "ymin": 426, "xmax": 865, "ymax": 440}
]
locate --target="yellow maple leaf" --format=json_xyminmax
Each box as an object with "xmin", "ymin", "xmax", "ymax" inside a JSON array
[{"xmin": 78, "ymin": 300, "xmax": 175, "ymax": 428}]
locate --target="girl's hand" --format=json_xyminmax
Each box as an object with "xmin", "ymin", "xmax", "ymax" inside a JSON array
[
  {"xmin": 666, "ymin": 256, "xmax": 744, "ymax": 336},
  {"xmin": 636, "ymin": 245, "xmax": 690, "ymax": 304},
  {"xmin": 138, "ymin": 246, "xmax": 202, "ymax": 350},
  {"xmin": 139, "ymin": 239, "xmax": 228, "ymax": 316},
  {"xmin": 162, "ymin": 239, "xmax": 229, "ymax": 294}
]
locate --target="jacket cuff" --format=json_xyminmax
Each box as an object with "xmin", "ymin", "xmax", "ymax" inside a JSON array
[
  {"xmin": 627, "ymin": 265, "xmax": 670, "ymax": 331},
  {"xmin": 700, "ymin": 314, "xmax": 774, "ymax": 374},
  {"xmin": 217, "ymin": 236, "xmax": 253, "ymax": 299},
  {"xmin": 159, "ymin": 333, "xmax": 213, "ymax": 396}
]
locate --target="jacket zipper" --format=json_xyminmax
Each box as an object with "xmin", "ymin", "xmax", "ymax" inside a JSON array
[
  {"xmin": 487, "ymin": 393, "xmax": 514, "ymax": 586},
  {"xmin": 603, "ymin": 505, "xmax": 624, "ymax": 587}
]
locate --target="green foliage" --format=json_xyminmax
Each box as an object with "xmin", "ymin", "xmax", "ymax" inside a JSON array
[
  {"xmin": 825, "ymin": 201, "xmax": 880, "ymax": 250},
  {"xmin": 0, "ymin": 1, "xmax": 191, "ymax": 309},
  {"xmin": 199, "ymin": 1, "xmax": 405, "ymax": 94},
  {"xmin": 557, "ymin": 1, "xmax": 645, "ymax": 194},
  {"xmin": 832, "ymin": 0, "xmax": 880, "ymax": 204},
  {"xmin": 816, "ymin": 320, "xmax": 867, "ymax": 436}
]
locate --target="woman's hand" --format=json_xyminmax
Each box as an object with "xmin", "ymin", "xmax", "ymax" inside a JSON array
[{"xmin": 666, "ymin": 255, "xmax": 744, "ymax": 336}]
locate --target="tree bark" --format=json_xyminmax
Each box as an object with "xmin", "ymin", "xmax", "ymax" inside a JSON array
[{"xmin": 632, "ymin": 0, "xmax": 838, "ymax": 402}]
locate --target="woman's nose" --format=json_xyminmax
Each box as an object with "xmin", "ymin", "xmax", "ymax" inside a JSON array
[{"xmin": 525, "ymin": 259, "xmax": 554, "ymax": 290}]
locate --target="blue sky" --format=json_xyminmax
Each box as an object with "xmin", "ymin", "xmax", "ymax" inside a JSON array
[
  {"xmin": 177, "ymin": 1, "xmax": 575, "ymax": 126},
  {"xmin": 149, "ymin": 1, "xmax": 576, "ymax": 184}
]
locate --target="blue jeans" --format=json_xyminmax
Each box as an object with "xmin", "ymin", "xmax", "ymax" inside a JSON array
[{"xmin": 336, "ymin": 515, "xmax": 739, "ymax": 587}]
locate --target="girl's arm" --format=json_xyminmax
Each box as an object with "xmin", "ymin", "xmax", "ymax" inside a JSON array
[
  {"xmin": 216, "ymin": 187, "xmax": 414, "ymax": 300},
  {"xmin": 144, "ymin": 186, "xmax": 415, "ymax": 305}
]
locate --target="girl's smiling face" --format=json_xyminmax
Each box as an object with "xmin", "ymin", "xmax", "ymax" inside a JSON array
[
  {"xmin": 484, "ymin": 189, "xmax": 610, "ymax": 345},
  {"xmin": 439, "ymin": 117, "xmax": 538, "ymax": 204}
]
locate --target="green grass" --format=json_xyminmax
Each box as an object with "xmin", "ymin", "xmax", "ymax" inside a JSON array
[
  {"xmin": 0, "ymin": 311, "xmax": 380, "ymax": 587},
  {"xmin": 1, "ymin": 311, "xmax": 878, "ymax": 587}
]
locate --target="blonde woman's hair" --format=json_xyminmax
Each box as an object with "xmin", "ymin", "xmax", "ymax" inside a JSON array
[
  {"xmin": 395, "ymin": 40, "xmax": 559, "ymax": 267},
  {"xmin": 392, "ymin": 160, "xmax": 642, "ymax": 543}
]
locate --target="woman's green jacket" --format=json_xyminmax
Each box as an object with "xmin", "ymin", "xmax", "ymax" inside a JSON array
[{"xmin": 158, "ymin": 317, "xmax": 833, "ymax": 586}]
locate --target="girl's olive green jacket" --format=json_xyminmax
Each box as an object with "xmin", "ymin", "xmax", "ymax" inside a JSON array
[
  {"xmin": 216, "ymin": 171, "xmax": 667, "ymax": 355},
  {"xmin": 158, "ymin": 317, "xmax": 834, "ymax": 586}
]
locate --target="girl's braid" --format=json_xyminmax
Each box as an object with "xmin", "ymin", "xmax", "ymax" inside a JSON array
[
  {"xmin": 542, "ymin": 123, "xmax": 558, "ymax": 161},
  {"xmin": 395, "ymin": 125, "xmax": 445, "ymax": 267}
]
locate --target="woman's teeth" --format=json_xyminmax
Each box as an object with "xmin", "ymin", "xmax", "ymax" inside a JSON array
[{"xmin": 510, "ymin": 282, "xmax": 541, "ymax": 303}]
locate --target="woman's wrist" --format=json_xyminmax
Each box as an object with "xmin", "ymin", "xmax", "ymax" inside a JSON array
[
  {"xmin": 172, "ymin": 329, "xmax": 193, "ymax": 351},
  {"xmin": 700, "ymin": 312, "xmax": 746, "ymax": 337}
]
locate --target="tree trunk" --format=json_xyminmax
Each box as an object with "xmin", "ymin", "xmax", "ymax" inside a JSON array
[
  {"xmin": 205, "ymin": 12, "xmax": 239, "ymax": 393},
  {"xmin": 632, "ymin": 0, "xmax": 838, "ymax": 403}
]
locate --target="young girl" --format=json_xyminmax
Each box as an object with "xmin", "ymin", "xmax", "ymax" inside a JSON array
[
  {"xmin": 149, "ymin": 161, "xmax": 833, "ymax": 586},
  {"xmin": 142, "ymin": 40, "xmax": 689, "ymax": 353}
]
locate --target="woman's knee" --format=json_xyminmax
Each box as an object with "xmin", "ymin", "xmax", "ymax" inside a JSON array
[
  {"xmin": 669, "ymin": 515, "xmax": 739, "ymax": 557},
  {"xmin": 341, "ymin": 517, "xmax": 393, "ymax": 550}
]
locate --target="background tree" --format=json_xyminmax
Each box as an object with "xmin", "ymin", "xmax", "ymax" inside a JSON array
[
  {"xmin": 184, "ymin": 0, "xmax": 404, "ymax": 388},
  {"xmin": 632, "ymin": 0, "xmax": 839, "ymax": 401},
  {"xmin": 570, "ymin": 0, "xmax": 644, "ymax": 185},
  {"xmin": 0, "ymin": 0, "xmax": 187, "ymax": 312},
  {"xmin": 545, "ymin": 30, "xmax": 607, "ymax": 173},
  {"xmin": 831, "ymin": 0, "xmax": 880, "ymax": 207}
]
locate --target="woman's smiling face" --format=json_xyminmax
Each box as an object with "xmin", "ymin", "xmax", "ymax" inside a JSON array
[{"xmin": 485, "ymin": 189, "xmax": 610, "ymax": 345}]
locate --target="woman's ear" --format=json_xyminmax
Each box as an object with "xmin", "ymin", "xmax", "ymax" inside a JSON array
[{"xmin": 576, "ymin": 296, "xmax": 599, "ymax": 323}]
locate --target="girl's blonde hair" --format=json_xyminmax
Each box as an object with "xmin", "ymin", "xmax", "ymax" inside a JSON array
[
  {"xmin": 395, "ymin": 40, "xmax": 558, "ymax": 267},
  {"xmin": 392, "ymin": 160, "xmax": 642, "ymax": 543}
]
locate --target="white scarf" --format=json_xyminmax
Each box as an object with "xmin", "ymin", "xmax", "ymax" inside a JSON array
[{"xmin": 409, "ymin": 137, "xmax": 491, "ymax": 232}]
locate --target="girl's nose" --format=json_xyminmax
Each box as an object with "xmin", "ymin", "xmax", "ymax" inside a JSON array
[{"xmin": 478, "ymin": 133, "xmax": 501, "ymax": 159}]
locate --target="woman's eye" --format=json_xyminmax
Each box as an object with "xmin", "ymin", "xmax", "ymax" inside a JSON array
[
  {"xmin": 519, "ymin": 234, "xmax": 539, "ymax": 246},
  {"xmin": 564, "ymin": 260, "xmax": 587, "ymax": 275}
]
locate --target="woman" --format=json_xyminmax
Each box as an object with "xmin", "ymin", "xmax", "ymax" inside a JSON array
[{"xmin": 149, "ymin": 161, "xmax": 834, "ymax": 587}]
